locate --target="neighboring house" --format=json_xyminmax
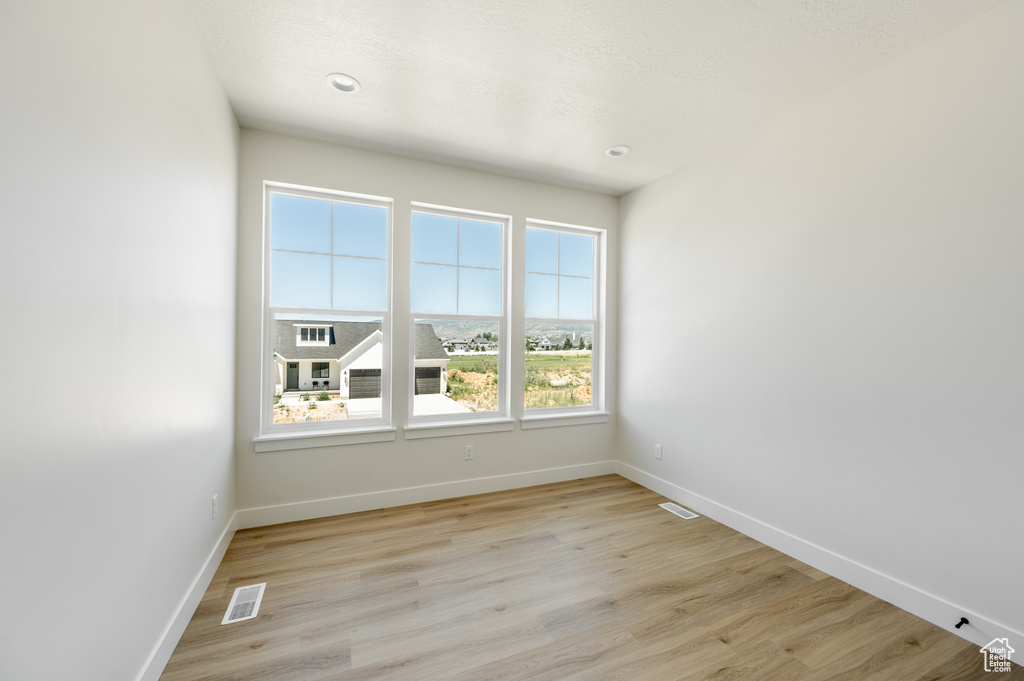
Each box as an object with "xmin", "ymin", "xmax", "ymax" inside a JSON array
[
  {"xmin": 444, "ymin": 339, "xmax": 470, "ymax": 353},
  {"xmin": 981, "ymin": 638, "xmax": 1015, "ymax": 673},
  {"xmin": 412, "ymin": 323, "xmax": 450, "ymax": 396},
  {"xmin": 534, "ymin": 337, "xmax": 557, "ymax": 351},
  {"xmin": 543, "ymin": 332, "xmax": 592, "ymax": 350},
  {"xmin": 549, "ymin": 334, "xmax": 574, "ymax": 349},
  {"xmin": 470, "ymin": 336, "xmax": 498, "ymax": 351},
  {"xmin": 274, "ymin": 321, "xmax": 449, "ymax": 398}
]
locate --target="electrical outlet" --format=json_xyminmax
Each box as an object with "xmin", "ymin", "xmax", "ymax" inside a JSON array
[
  {"xmin": 212, "ymin": 494, "xmax": 219, "ymax": 521},
  {"xmin": 654, "ymin": 444, "xmax": 663, "ymax": 460},
  {"xmin": 464, "ymin": 444, "xmax": 474, "ymax": 460}
]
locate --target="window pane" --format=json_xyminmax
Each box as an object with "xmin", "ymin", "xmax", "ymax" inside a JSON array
[
  {"xmin": 270, "ymin": 251, "xmax": 331, "ymax": 309},
  {"xmin": 525, "ymin": 273, "xmax": 558, "ymax": 318},
  {"xmin": 415, "ymin": 318, "xmax": 499, "ymax": 416},
  {"xmin": 411, "ymin": 263, "xmax": 457, "ymax": 314},
  {"xmin": 525, "ymin": 322, "xmax": 592, "ymax": 409},
  {"xmin": 525, "ymin": 228, "xmax": 558, "ymax": 274},
  {"xmin": 559, "ymin": 276, "xmax": 593, "ymax": 319},
  {"xmin": 333, "ymin": 256, "xmax": 387, "ymax": 311},
  {"xmin": 272, "ymin": 313, "xmax": 384, "ymax": 423},
  {"xmin": 411, "ymin": 212, "xmax": 458, "ymax": 265},
  {"xmin": 458, "ymin": 267, "xmax": 501, "ymax": 316},
  {"xmin": 459, "ymin": 219, "xmax": 502, "ymax": 269},
  {"xmin": 559, "ymin": 232, "xmax": 594, "ymax": 278},
  {"xmin": 270, "ymin": 194, "xmax": 332, "ymax": 253},
  {"xmin": 334, "ymin": 202, "xmax": 387, "ymax": 259}
]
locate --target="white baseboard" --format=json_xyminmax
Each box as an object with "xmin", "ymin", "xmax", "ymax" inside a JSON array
[
  {"xmin": 136, "ymin": 512, "xmax": 238, "ymax": 681},
  {"xmin": 140, "ymin": 460, "xmax": 1016, "ymax": 681},
  {"xmin": 236, "ymin": 461, "xmax": 617, "ymax": 529},
  {"xmin": 615, "ymin": 461, "xmax": 1022, "ymax": 651}
]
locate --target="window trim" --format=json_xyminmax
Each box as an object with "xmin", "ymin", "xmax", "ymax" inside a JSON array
[
  {"xmin": 523, "ymin": 218, "xmax": 605, "ymax": 415},
  {"xmin": 296, "ymin": 324, "xmax": 330, "ymax": 346},
  {"xmin": 408, "ymin": 202, "xmax": 511, "ymax": 425},
  {"xmin": 254, "ymin": 426, "xmax": 397, "ymax": 452},
  {"xmin": 520, "ymin": 410, "xmax": 610, "ymax": 429},
  {"xmin": 259, "ymin": 181, "xmax": 393, "ymax": 438}
]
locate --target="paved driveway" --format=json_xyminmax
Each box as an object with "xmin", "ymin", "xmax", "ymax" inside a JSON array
[{"xmin": 412, "ymin": 394, "xmax": 473, "ymax": 415}]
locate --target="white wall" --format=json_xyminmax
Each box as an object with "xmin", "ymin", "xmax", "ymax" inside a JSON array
[
  {"xmin": 349, "ymin": 342, "xmax": 383, "ymax": 371},
  {"xmin": 618, "ymin": 1, "xmax": 1023, "ymax": 646},
  {"xmin": 237, "ymin": 130, "xmax": 617, "ymax": 518},
  {"xmin": 0, "ymin": 2, "xmax": 238, "ymax": 680}
]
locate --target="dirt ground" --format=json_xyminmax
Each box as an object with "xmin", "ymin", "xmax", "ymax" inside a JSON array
[{"xmin": 273, "ymin": 398, "xmax": 349, "ymax": 423}]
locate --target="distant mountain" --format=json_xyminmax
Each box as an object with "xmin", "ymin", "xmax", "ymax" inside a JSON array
[
  {"xmin": 418, "ymin": 319, "xmax": 498, "ymax": 340},
  {"xmin": 523, "ymin": 322, "xmax": 593, "ymax": 342},
  {"xmin": 418, "ymin": 319, "xmax": 592, "ymax": 343}
]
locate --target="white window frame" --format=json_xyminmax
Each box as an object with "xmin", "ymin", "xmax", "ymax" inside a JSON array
[
  {"xmin": 407, "ymin": 202, "xmax": 512, "ymax": 428},
  {"xmin": 257, "ymin": 181, "xmax": 394, "ymax": 444},
  {"xmin": 295, "ymin": 324, "xmax": 330, "ymax": 346},
  {"xmin": 522, "ymin": 218, "xmax": 606, "ymax": 419}
]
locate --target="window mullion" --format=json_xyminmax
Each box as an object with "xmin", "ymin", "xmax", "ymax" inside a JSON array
[
  {"xmin": 330, "ymin": 202, "xmax": 334, "ymax": 310},
  {"xmin": 455, "ymin": 219, "xmax": 461, "ymax": 315}
]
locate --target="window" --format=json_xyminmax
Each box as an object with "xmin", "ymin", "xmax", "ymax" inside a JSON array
[
  {"xmin": 524, "ymin": 221, "xmax": 603, "ymax": 412},
  {"xmin": 410, "ymin": 205, "xmax": 508, "ymax": 419},
  {"xmin": 263, "ymin": 184, "xmax": 391, "ymax": 432},
  {"xmin": 297, "ymin": 326, "xmax": 329, "ymax": 345}
]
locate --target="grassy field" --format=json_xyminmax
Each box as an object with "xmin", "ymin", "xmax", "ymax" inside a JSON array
[
  {"xmin": 525, "ymin": 352, "xmax": 591, "ymax": 409},
  {"xmin": 447, "ymin": 355, "xmax": 500, "ymax": 373},
  {"xmin": 445, "ymin": 352, "xmax": 592, "ymax": 410}
]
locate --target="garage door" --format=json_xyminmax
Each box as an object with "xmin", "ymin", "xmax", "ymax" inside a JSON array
[
  {"xmin": 415, "ymin": 367, "xmax": 441, "ymax": 395},
  {"xmin": 349, "ymin": 369, "xmax": 382, "ymax": 399}
]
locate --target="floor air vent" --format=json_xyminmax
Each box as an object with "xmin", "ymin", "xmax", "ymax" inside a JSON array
[
  {"xmin": 222, "ymin": 583, "xmax": 266, "ymax": 625},
  {"xmin": 660, "ymin": 502, "xmax": 699, "ymax": 520}
]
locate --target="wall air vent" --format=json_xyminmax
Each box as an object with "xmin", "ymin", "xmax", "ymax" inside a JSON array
[
  {"xmin": 659, "ymin": 502, "xmax": 699, "ymax": 520},
  {"xmin": 222, "ymin": 583, "xmax": 266, "ymax": 625}
]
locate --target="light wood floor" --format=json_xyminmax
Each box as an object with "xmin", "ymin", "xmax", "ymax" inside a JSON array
[{"xmin": 161, "ymin": 475, "xmax": 1021, "ymax": 680}]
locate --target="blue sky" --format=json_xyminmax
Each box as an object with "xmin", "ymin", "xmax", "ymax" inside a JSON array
[
  {"xmin": 410, "ymin": 213, "xmax": 502, "ymax": 268},
  {"xmin": 270, "ymin": 193, "xmax": 388, "ymax": 311},
  {"xmin": 411, "ymin": 212, "xmax": 502, "ymax": 316},
  {"xmin": 525, "ymin": 228, "xmax": 594, "ymax": 319},
  {"xmin": 269, "ymin": 197, "xmax": 593, "ymax": 319}
]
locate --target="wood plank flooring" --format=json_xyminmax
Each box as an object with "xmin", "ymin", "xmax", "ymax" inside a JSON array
[{"xmin": 161, "ymin": 475, "xmax": 1021, "ymax": 680}]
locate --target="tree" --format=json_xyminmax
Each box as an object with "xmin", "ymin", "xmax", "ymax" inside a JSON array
[
  {"xmin": 587, "ymin": 341, "xmax": 592, "ymax": 350},
  {"xmin": 578, "ymin": 337, "xmax": 586, "ymax": 350},
  {"xmin": 561, "ymin": 336, "xmax": 573, "ymax": 351}
]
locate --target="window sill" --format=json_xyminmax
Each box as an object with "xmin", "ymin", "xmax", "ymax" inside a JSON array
[
  {"xmin": 520, "ymin": 411, "xmax": 610, "ymax": 430},
  {"xmin": 253, "ymin": 426, "xmax": 397, "ymax": 452},
  {"xmin": 403, "ymin": 418, "xmax": 515, "ymax": 440}
]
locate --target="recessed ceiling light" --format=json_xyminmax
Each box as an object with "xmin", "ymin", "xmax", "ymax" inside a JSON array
[
  {"xmin": 605, "ymin": 145, "xmax": 631, "ymax": 157},
  {"xmin": 326, "ymin": 73, "xmax": 360, "ymax": 93}
]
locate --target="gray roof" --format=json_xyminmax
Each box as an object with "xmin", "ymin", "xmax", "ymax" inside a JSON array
[
  {"xmin": 548, "ymin": 334, "xmax": 587, "ymax": 346},
  {"xmin": 274, "ymin": 320, "xmax": 449, "ymax": 361},
  {"xmin": 414, "ymin": 323, "xmax": 449, "ymax": 360}
]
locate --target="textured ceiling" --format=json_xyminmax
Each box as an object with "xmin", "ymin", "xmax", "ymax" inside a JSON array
[{"xmin": 184, "ymin": 0, "xmax": 1006, "ymax": 194}]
